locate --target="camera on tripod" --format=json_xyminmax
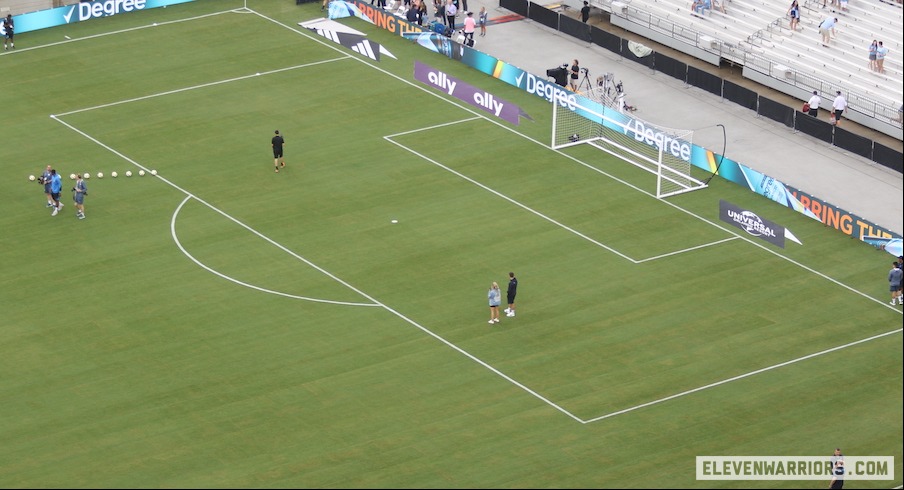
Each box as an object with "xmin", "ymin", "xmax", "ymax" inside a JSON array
[{"xmin": 580, "ymin": 67, "xmax": 589, "ymax": 75}]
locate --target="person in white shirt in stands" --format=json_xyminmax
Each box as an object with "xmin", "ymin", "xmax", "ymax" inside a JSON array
[
  {"xmin": 807, "ymin": 90, "xmax": 820, "ymax": 117},
  {"xmin": 832, "ymin": 91, "xmax": 847, "ymax": 126}
]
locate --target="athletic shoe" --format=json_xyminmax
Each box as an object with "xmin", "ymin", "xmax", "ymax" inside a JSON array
[
  {"xmin": 280, "ymin": 162, "xmax": 285, "ymax": 168},
  {"xmin": 275, "ymin": 168, "xmax": 279, "ymax": 173},
  {"xmin": 892, "ymin": 300, "xmax": 897, "ymax": 305},
  {"xmin": 493, "ymin": 318, "xmax": 500, "ymax": 323},
  {"xmin": 488, "ymin": 320, "xmax": 494, "ymax": 324},
  {"xmin": 59, "ymin": 203, "xmax": 64, "ymax": 209},
  {"xmin": 504, "ymin": 308, "xmax": 511, "ymax": 314},
  {"xmin": 506, "ymin": 312, "xmax": 515, "ymax": 317},
  {"xmin": 78, "ymin": 214, "xmax": 85, "ymax": 220},
  {"xmin": 46, "ymin": 203, "xmax": 53, "ymax": 207},
  {"xmin": 51, "ymin": 207, "xmax": 58, "ymax": 216}
]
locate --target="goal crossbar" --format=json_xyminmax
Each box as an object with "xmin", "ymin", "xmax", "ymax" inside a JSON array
[{"xmin": 551, "ymin": 92, "xmax": 707, "ymax": 198}]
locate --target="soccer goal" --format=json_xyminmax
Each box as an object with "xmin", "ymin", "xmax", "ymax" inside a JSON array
[{"xmin": 551, "ymin": 89, "xmax": 707, "ymax": 199}]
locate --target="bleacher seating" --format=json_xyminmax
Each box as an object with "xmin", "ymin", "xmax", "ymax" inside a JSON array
[{"xmin": 612, "ymin": 0, "xmax": 903, "ymax": 128}]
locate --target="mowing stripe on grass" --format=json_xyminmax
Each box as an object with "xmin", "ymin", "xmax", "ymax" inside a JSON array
[{"xmin": 583, "ymin": 327, "xmax": 903, "ymax": 423}]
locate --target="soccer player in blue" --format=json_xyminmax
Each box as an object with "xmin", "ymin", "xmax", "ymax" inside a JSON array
[
  {"xmin": 40, "ymin": 165, "xmax": 54, "ymax": 207},
  {"xmin": 73, "ymin": 173, "xmax": 87, "ymax": 220},
  {"xmin": 49, "ymin": 169, "xmax": 64, "ymax": 217}
]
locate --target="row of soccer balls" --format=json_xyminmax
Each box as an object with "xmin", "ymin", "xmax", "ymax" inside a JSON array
[{"xmin": 28, "ymin": 170, "xmax": 157, "ymax": 181}]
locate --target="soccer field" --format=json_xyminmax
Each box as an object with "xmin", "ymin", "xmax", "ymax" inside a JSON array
[{"xmin": 1, "ymin": 1, "xmax": 901, "ymax": 487}]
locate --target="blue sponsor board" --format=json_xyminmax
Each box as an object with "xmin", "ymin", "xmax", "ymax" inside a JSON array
[{"xmin": 12, "ymin": 0, "xmax": 194, "ymax": 35}]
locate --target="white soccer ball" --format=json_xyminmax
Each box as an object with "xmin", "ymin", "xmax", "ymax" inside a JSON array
[
  {"xmin": 125, "ymin": 171, "xmax": 133, "ymax": 177},
  {"xmin": 29, "ymin": 175, "xmax": 36, "ymax": 181},
  {"xmin": 111, "ymin": 171, "xmax": 118, "ymax": 178},
  {"xmin": 138, "ymin": 170, "xmax": 146, "ymax": 176},
  {"xmin": 69, "ymin": 173, "xmax": 77, "ymax": 180},
  {"xmin": 97, "ymin": 172, "xmax": 104, "ymax": 179},
  {"xmin": 83, "ymin": 172, "xmax": 91, "ymax": 179},
  {"xmin": 150, "ymin": 169, "xmax": 157, "ymax": 176}
]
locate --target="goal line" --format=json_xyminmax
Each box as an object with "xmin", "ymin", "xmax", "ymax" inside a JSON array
[{"xmin": 551, "ymin": 88, "xmax": 707, "ymax": 199}]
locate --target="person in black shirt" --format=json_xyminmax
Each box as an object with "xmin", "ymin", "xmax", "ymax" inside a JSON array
[
  {"xmin": 505, "ymin": 272, "xmax": 518, "ymax": 317},
  {"xmin": 3, "ymin": 14, "xmax": 14, "ymax": 51},
  {"xmin": 581, "ymin": 1, "xmax": 590, "ymax": 23},
  {"xmin": 272, "ymin": 130, "xmax": 286, "ymax": 173}
]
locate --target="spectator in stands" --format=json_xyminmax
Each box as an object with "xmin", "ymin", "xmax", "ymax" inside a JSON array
[
  {"xmin": 832, "ymin": 91, "xmax": 847, "ymax": 126},
  {"xmin": 807, "ymin": 90, "xmax": 820, "ymax": 117},
  {"xmin": 581, "ymin": 1, "xmax": 591, "ymax": 23},
  {"xmin": 839, "ymin": 0, "xmax": 848, "ymax": 12},
  {"xmin": 788, "ymin": 1, "xmax": 801, "ymax": 32},
  {"xmin": 876, "ymin": 41, "xmax": 888, "ymax": 74},
  {"xmin": 691, "ymin": 0, "xmax": 711, "ymax": 16},
  {"xmin": 444, "ymin": 0, "xmax": 457, "ymax": 29},
  {"xmin": 818, "ymin": 16, "xmax": 837, "ymax": 47},
  {"xmin": 868, "ymin": 40, "xmax": 878, "ymax": 71},
  {"xmin": 417, "ymin": 0, "xmax": 428, "ymax": 24}
]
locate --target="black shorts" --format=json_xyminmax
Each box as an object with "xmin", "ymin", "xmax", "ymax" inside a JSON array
[
  {"xmin": 834, "ymin": 109, "xmax": 844, "ymax": 120},
  {"xmin": 273, "ymin": 148, "xmax": 283, "ymax": 158},
  {"xmin": 51, "ymin": 192, "xmax": 61, "ymax": 201},
  {"xmin": 507, "ymin": 294, "xmax": 516, "ymax": 304}
]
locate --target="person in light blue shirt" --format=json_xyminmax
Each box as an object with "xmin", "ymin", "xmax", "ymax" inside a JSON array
[
  {"xmin": 50, "ymin": 169, "xmax": 64, "ymax": 217},
  {"xmin": 819, "ymin": 17, "xmax": 837, "ymax": 47},
  {"xmin": 487, "ymin": 282, "xmax": 501, "ymax": 324}
]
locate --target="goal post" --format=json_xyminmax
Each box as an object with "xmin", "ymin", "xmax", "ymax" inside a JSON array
[{"xmin": 551, "ymin": 89, "xmax": 707, "ymax": 199}]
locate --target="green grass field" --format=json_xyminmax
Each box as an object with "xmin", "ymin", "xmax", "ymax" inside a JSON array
[{"xmin": 1, "ymin": 1, "xmax": 901, "ymax": 487}]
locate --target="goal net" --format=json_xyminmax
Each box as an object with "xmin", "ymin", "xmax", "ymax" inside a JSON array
[{"xmin": 551, "ymin": 88, "xmax": 707, "ymax": 198}]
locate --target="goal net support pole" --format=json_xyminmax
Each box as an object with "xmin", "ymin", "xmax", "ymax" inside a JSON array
[{"xmin": 551, "ymin": 89, "xmax": 707, "ymax": 199}]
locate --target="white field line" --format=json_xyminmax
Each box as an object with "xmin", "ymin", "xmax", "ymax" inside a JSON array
[
  {"xmin": 634, "ymin": 236, "xmax": 741, "ymax": 263},
  {"xmin": 48, "ymin": 8, "xmax": 901, "ymax": 424},
  {"xmin": 584, "ymin": 327, "xmax": 904, "ymax": 423},
  {"xmin": 54, "ymin": 58, "xmax": 347, "ymax": 117},
  {"xmin": 53, "ymin": 115, "xmax": 583, "ymax": 423},
  {"xmin": 0, "ymin": 9, "xmax": 238, "ymax": 57},
  {"xmin": 384, "ymin": 134, "xmax": 640, "ymax": 263},
  {"xmin": 170, "ymin": 196, "xmax": 378, "ymax": 307}
]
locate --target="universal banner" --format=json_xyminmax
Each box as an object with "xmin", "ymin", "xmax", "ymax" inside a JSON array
[{"xmin": 719, "ymin": 200, "xmax": 788, "ymax": 248}]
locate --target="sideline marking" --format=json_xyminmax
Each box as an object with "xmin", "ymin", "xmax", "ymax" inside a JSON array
[{"xmin": 47, "ymin": 8, "xmax": 902, "ymax": 425}]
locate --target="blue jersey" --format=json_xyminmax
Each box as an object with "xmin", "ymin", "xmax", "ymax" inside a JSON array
[
  {"xmin": 488, "ymin": 288, "xmax": 501, "ymax": 306},
  {"xmin": 50, "ymin": 174, "xmax": 63, "ymax": 193}
]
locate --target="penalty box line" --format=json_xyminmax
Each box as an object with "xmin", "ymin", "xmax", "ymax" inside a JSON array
[
  {"xmin": 584, "ymin": 327, "xmax": 903, "ymax": 423},
  {"xmin": 52, "ymin": 114, "xmax": 585, "ymax": 424},
  {"xmin": 386, "ymin": 123, "xmax": 741, "ymax": 265}
]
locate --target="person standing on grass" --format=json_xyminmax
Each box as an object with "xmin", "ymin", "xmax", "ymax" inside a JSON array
[
  {"xmin": 272, "ymin": 130, "xmax": 285, "ymax": 173},
  {"xmin": 40, "ymin": 165, "xmax": 54, "ymax": 208},
  {"xmin": 50, "ymin": 169, "xmax": 64, "ymax": 217},
  {"xmin": 889, "ymin": 261, "xmax": 903, "ymax": 306},
  {"xmin": 488, "ymin": 282, "xmax": 501, "ymax": 324},
  {"xmin": 73, "ymin": 173, "xmax": 87, "ymax": 220},
  {"xmin": 505, "ymin": 272, "xmax": 518, "ymax": 317},
  {"xmin": 2, "ymin": 14, "xmax": 14, "ymax": 51}
]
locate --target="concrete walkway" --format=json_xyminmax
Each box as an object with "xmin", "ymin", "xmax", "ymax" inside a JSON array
[{"xmin": 458, "ymin": 0, "xmax": 903, "ymax": 235}]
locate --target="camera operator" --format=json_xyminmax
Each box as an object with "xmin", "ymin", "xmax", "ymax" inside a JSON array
[{"xmin": 569, "ymin": 59, "xmax": 580, "ymax": 92}]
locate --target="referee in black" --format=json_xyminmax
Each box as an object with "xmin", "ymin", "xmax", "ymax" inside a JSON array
[
  {"xmin": 505, "ymin": 272, "xmax": 518, "ymax": 317},
  {"xmin": 272, "ymin": 130, "xmax": 285, "ymax": 173}
]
